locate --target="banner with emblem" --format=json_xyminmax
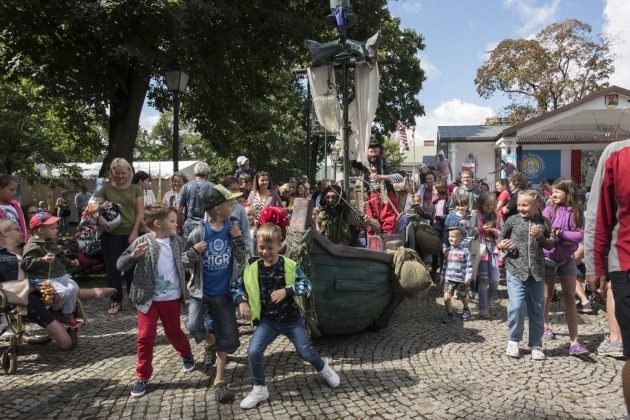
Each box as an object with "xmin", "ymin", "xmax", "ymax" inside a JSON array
[{"xmin": 520, "ymin": 150, "xmax": 561, "ymax": 185}]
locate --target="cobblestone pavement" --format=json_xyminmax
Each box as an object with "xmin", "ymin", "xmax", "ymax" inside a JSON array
[{"xmin": 0, "ymin": 284, "xmax": 625, "ymax": 419}]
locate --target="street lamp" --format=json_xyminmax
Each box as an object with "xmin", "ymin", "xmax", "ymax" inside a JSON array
[
  {"xmin": 164, "ymin": 63, "xmax": 190, "ymax": 172},
  {"xmin": 330, "ymin": 149, "xmax": 340, "ymax": 181}
]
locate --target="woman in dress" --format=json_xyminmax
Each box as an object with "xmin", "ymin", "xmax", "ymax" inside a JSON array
[{"xmin": 247, "ymin": 171, "xmax": 282, "ymax": 220}]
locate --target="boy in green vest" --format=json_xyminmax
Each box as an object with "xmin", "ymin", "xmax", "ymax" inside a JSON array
[{"xmin": 231, "ymin": 222, "xmax": 340, "ymax": 410}]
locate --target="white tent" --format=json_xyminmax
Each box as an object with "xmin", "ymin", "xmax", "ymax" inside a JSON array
[{"xmin": 36, "ymin": 160, "xmax": 199, "ymax": 180}]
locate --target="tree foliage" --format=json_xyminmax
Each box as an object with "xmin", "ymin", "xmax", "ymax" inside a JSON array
[{"xmin": 475, "ymin": 19, "xmax": 613, "ymax": 122}]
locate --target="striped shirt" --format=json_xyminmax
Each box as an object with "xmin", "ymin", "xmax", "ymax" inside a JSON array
[
  {"xmin": 442, "ymin": 244, "xmax": 473, "ymax": 283},
  {"xmin": 584, "ymin": 139, "xmax": 630, "ymax": 276}
]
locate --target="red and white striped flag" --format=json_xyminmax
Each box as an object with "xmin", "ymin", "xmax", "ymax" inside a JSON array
[{"xmin": 396, "ymin": 120, "xmax": 409, "ymax": 153}]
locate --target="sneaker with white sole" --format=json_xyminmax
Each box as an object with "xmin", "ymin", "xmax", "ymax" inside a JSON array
[
  {"xmin": 506, "ymin": 340, "xmax": 520, "ymax": 358},
  {"xmin": 531, "ymin": 346, "xmax": 546, "ymax": 360},
  {"xmin": 597, "ymin": 338, "xmax": 624, "ymax": 358},
  {"xmin": 319, "ymin": 361, "xmax": 340, "ymax": 388},
  {"xmin": 130, "ymin": 380, "xmax": 149, "ymax": 398},
  {"xmin": 240, "ymin": 385, "xmax": 269, "ymax": 409}
]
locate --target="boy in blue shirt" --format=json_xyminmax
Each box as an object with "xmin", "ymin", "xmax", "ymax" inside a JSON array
[
  {"xmin": 232, "ymin": 222, "xmax": 340, "ymax": 410},
  {"xmin": 183, "ymin": 185, "xmax": 246, "ymax": 403}
]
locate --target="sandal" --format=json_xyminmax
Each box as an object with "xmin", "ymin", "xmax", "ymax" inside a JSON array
[{"xmin": 107, "ymin": 302, "xmax": 122, "ymax": 315}]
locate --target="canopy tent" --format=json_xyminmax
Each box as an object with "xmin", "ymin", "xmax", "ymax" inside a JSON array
[{"xmin": 36, "ymin": 161, "xmax": 199, "ymax": 180}]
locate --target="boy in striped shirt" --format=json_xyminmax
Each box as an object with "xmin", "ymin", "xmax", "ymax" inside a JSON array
[{"xmin": 441, "ymin": 226, "xmax": 473, "ymax": 324}]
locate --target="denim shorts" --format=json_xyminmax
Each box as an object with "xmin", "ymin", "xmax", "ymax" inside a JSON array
[{"xmin": 202, "ymin": 294, "xmax": 240, "ymax": 353}]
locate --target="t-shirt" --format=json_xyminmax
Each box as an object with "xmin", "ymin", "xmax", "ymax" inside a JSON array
[
  {"xmin": 0, "ymin": 204, "xmax": 19, "ymax": 224},
  {"xmin": 178, "ymin": 179, "xmax": 214, "ymax": 221},
  {"xmin": 144, "ymin": 190, "xmax": 156, "ymax": 207},
  {"xmin": 97, "ymin": 184, "xmax": 143, "ymax": 235},
  {"xmin": 202, "ymin": 221, "xmax": 233, "ymax": 297},
  {"xmin": 258, "ymin": 259, "xmax": 300, "ymax": 323},
  {"xmin": 153, "ymin": 237, "xmax": 181, "ymax": 301}
]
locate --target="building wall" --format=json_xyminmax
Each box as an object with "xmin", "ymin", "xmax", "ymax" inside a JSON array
[{"xmin": 448, "ymin": 142, "xmax": 497, "ymax": 181}]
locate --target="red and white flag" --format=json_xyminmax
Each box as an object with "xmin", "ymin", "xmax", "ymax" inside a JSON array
[{"xmin": 396, "ymin": 120, "xmax": 409, "ymax": 153}]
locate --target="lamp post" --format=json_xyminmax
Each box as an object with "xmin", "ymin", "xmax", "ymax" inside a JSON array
[
  {"xmin": 164, "ymin": 63, "xmax": 190, "ymax": 172},
  {"xmin": 330, "ymin": 149, "xmax": 340, "ymax": 182}
]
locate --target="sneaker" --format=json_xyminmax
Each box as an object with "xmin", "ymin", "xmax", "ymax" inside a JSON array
[
  {"xmin": 531, "ymin": 347, "xmax": 546, "ymax": 360},
  {"xmin": 441, "ymin": 313, "xmax": 455, "ymax": 325},
  {"xmin": 204, "ymin": 344, "xmax": 217, "ymax": 367},
  {"xmin": 319, "ymin": 360, "xmax": 340, "ymax": 388},
  {"xmin": 240, "ymin": 385, "xmax": 269, "ymax": 409},
  {"xmin": 182, "ymin": 355, "xmax": 195, "ymax": 372},
  {"xmin": 543, "ymin": 327, "xmax": 556, "ymax": 340},
  {"xmin": 62, "ymin": 314, "xmax": 84, "ymax": 328},
  {"xmin": 569, "ymin": 342, "xmax": 590, "ymax": 357},
  {"xmin": 131, "ymin": 380, "xmax": 149, "ymax": 398},
  {"xmin": 506, "ymin": 341, "xmax": 520, "ymax": 358},
  {"xmin": 214, "ymin": 381, "xmax": 234, "ymax": 404},
  {"xmin": 461, "ymin": 308, "xmax": 471, "ymax": 320},
  {"xmin": 597, "ymin": 338, "xmax": 624, "ymax": 358},
  {"xmin": 577, "ymin": 301, "xmax": 593, "ymax": 314}
]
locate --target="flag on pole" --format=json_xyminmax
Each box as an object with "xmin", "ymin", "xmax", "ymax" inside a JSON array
[{"xmin": 396, "ymin": 120, "xmax": 409, "ymax": 153}]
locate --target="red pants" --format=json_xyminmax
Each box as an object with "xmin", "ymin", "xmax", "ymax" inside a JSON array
[
  {"xmin": 136, "ymin": 299, "xmax": 192, "ymax": 380},
  {"xmin": 365, "ymin": 190, "xmax": 399, "ymax": 234}
]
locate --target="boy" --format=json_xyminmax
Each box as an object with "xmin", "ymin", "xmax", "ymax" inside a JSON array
[
  {"xmin": 441, "ymin": 226, "xmax": 473, "ymax": 324},
  {"xmin": 232, "ymin": 222, "xmax": 340, "ymax": 410},
  {"xmin": 117, "ymin": 203, "xmax": 196, "ymax": 398},
  {"xmin": 22, "ymin": 212, "xmax": 82, "ymax": 327},
  {"xmin": 183, "ymin": 185, "xmax": 246, "ymax": 404}
]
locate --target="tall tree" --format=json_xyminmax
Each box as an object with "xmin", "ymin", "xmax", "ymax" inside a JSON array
[{"xmin": 475, "ymin": 19, "xmax": 613, "ymax": 123}]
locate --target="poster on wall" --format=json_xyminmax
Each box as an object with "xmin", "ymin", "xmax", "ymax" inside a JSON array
[
  {"xmin": 520, "ymin": 150, "xmax": 561, "ymax": 185},
  {"xmin": 501, "ymin": 152, "xmax": 518, "ymax": 178},
  {"xmin": 581, "ymin": 150, "xmax": 602, "ymax": 188}
]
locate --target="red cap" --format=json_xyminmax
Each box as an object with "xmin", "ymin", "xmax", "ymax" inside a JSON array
[{"xmin": 29, "ymin": 212, "xmax": 61, "ymax": 230}]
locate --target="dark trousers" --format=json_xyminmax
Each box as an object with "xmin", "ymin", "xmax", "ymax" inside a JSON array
[
  {"xmin": 101, "ymin": 232, "xmax": 133, "ymax": 303},
  {"xmin": 611, "ymin": 271, "xmax": 630, "ymax": 357}
]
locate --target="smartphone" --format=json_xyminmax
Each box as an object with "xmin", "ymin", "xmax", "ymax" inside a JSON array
[{"xmin": 229, "ymin": 216, "xmax": 239, "ymax": 229}]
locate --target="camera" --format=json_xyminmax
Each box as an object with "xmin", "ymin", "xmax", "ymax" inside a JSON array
[{"xmin": 504, "ymin": 247, "xmax": 519, "ymax": 259}]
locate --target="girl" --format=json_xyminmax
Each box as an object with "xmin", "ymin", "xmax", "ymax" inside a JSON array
[
  {"xmin": 541, "ymin": 179, "xmax": 589, "ymax": 356},
  {"xmin": 162, "ymin": 172, "xmax": 188, "ymax": 206},
  {"xmin": 495, "ymin": 179, "xmax": 510, "ymax": 219},
  {"xmin": 498, "ymin": 190, "xmax": 554, "ymax": 360},
  {"xmin": 502, "ymin": 173, "xmax": 527, "ymax": 220},
  {"xmin": 97, "ymin": 158, "xmax": 144, "ymax": 314},
  {"xmin": 470, "ymin": 192, "xmax": 501, "ymax": 318},
  {"xmin": 0, "ymin": 174, "xmax": 29, "ymax": 241},
  {"xmin": 248, "ymin": 171, "xmax": 283, "ymax": 220}
]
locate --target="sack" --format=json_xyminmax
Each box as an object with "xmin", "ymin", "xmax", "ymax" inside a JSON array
[
  {"xmin": 0, "ymin": 278, "xmax": 30, "ymax": 306},
  {"xmin": 392, "ymin": 247, "xmax": 432, "ymax": 296},
  {"xmin": 414, "ymin": 223, "xmax": 443, "ymax": 256}
]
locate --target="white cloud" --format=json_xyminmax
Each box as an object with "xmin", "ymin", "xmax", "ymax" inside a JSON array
[
  {"xmin": 503, "ymin": 0, "xmax": 560, "ymax": 37},
  {"xmin": 419, "ymin": 53, "xmax": 441, "ymax": 80},
  {"xmin": 413, "ymin": 99, "xmax": 495, "ymax": 141},
  {"xmin": 603, "ymin": 0, "xmax": 630, "ymax": 87},
  {"xmin": 478, "ymin": 40, "xmax": 500, "ymax": 61},
  {"xmin": 401, "ymin": 1, "xmax": 422, "ymax": 14},
  {"xmin": 139, "ymin": 110, "xmax": 161, "ymax": 131}
]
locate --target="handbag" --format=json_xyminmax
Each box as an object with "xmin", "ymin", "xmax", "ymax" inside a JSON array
[{"xmin": 0, "ymin": 278, "xmax": 30, "ymax": 306}]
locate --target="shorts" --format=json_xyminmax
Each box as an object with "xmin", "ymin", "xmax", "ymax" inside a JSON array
[
  {"xmin": 26, "ymin": 293, "xmax": 56, "ymax": 328},
  {"xmin": 544, "ymin": 258, "xmax": 578, "ymax": 278},
  {"xmin": 610, "ymin": 271, "xmax": 630, "ymax": 357},
  {"xmin": 443, "ymin": 280, "xmax": 470, "ymax": 299},
  {"xmin": 202, "ymin": 294, "xmax": 240, "ymax": 353}
]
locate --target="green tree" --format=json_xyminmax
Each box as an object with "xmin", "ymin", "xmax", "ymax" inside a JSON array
[{"xmin": 475, "ymin": 19, "xmax": 613, "ymax": 122}]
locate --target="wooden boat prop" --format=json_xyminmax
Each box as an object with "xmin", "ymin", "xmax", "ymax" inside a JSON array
[{"xmin": 288, "ymin": 198, "xmax": 403, "ymax": 337}]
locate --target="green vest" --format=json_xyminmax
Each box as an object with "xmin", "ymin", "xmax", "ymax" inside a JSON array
[{"xmin": 243, "ymin": 256, "xmax": 303, "ymax": 323}]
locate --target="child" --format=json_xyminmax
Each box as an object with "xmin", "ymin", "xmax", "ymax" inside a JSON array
[
  {"xmin": 116, "ymin": 203, "xmax": 196, "ymax": 398},
  {"xmin": 541, "ymin": 179, "xmax": 589, "ymax": 356},
  {"xmin": 470, "ymin": 192, "xmax": 501, "ymax": 318},
  {"xmin": 183, "ymin": 185, "xmax": 246, "ymax": 404},
  {"xmin": 246, "ymin": 205, "xmax": 258, "ymax": 256},
  {"xmin": 443, "ymin": 195, "xmax": 471, "ymax": 252},
  {"xmin": 441, "ymin": 226, "xmax": 473, "ymax": 324},
  {"xmin": 498, "ymin": 190, "xmax": 554, "ymax": 360},
  {"xmin": 21, "ymin": 212, "xmax": 82, "ymax": 327},
  {"xmin": 232, "ymin": 223, "xmax": 340, "ymax": 409}
]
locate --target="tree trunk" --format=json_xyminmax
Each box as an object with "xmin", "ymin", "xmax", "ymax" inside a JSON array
[{"xmin": 100, "ymin": 64, "xmax": 151, "ymax": 176}]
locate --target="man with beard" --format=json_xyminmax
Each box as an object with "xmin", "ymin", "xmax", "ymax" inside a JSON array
[
  {"xmin": 352, "ymin": 139, "xmax": 404, "ymax": 234},
  {"xmin": 318, "ymin": 185, "xmax": 380, "ymax": 246}
]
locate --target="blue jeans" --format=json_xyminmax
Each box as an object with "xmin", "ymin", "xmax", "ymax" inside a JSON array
[
  {"xmin": 186, "ymin": 296, "xmax": 215, "ymax": 344},
  {"xmin": 506, "ymin": 272, "xmax": 544, "ymax": 347},
  {"xmin": 247, "ymin": 316, "xmax": 325, "ymax": 385},
  {"xmin": 477, "ymin": 253, "xmax": 499, "ymax": 311}
]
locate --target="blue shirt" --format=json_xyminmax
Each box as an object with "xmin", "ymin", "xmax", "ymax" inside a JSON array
[{"xmin": 202, "ymin": 221, "xmax": 233, "ymax": 297}]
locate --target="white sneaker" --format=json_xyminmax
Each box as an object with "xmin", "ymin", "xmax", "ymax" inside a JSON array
[
  {"xmin": 506, "ymin": 340, "xmax": 520, "ymax": 358},
  {"xmin": 319, "ymin": 361, "xmax": 340, "ymax": 388},
  {"xmin": 240, "ymin": 385, "xmax": 269, "ymax": 409},
  {"xmin": 531, "ymin": 346, "xmax": 546, "ymax": 360}
]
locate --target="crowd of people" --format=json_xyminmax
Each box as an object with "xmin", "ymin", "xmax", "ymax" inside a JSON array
[{"xmin": 1, "ymin": 140, "xmax": 630, "ymax": 415}]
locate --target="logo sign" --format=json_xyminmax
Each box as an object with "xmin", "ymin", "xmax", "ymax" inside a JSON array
[
  {"xmin": 520, "ymin": 150, "xmax": 561, "ymax": 185},
  {"xmin": 605, "ymin": 94, "xmax": 618, "ymax": 109}
]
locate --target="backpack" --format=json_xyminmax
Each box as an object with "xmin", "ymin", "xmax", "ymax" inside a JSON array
[{"xmin": 392, "ymin": 247, "xmax": 432, "ymax": 296}]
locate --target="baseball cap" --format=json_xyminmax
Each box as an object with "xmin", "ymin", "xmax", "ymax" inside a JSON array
[
  {"xmin": 236, "ymin": 156, "xmax": 248, "ymax": 166},
  {"xmin": 29, "ymin": 212, "xmax": 60, "ymax": 230},
  {"xmin": 203, "ymin": 185, "xmax": 243, "ymax": 211},
  {"xmin": 447, "ymin": 225, "xmax": 467, "ymax": 238}
]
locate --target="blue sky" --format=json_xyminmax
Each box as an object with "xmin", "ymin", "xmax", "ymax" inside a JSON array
[{"xmin": 140, "ymin": 0, "xmax": 630, "ymax": 141}]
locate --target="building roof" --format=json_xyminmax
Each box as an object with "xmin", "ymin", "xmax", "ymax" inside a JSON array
[{"xmin": 437, "ymin": 125, "xmax": 507, "ymax": 143}]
